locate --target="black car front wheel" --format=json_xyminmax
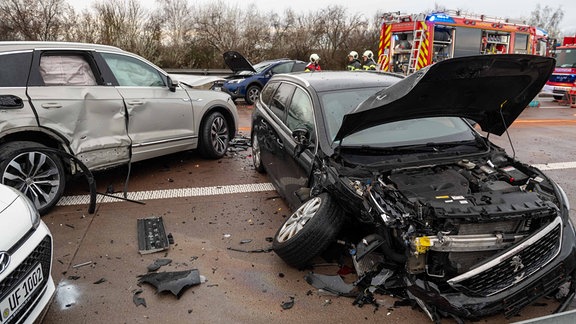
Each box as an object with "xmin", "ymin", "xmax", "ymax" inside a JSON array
[
  {"xmin": 273, "ymin": 193, "xmax": 344, "ymax": 268},
  {"xmin": 0, "ymin": 141, "xmax": 66, "ymax": 215},
  {"xmin": 199, "ymin": 111, "xmax": 230, "ymax": 159},
  {"xmin": 245, "ymin": 85, "xmax": 260, "ymax": 105}
]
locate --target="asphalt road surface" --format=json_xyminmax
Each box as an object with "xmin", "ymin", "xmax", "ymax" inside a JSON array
[{"xmin": 40, "ymin": 96, "xmax": 576, "ymax": 323}]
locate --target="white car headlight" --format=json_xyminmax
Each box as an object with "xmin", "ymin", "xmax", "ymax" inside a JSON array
[{"xmin": 227, "ymin": 79, "xmax": 244, "ymax": 84}]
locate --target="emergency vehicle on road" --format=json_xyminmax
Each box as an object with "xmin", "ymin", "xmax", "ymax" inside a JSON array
[
  {"xmin": 377, "ymin": 10, "xmax": 549, "ymax": 74},
  {"xmin": 542, "ymin": 36, "xmax": 576, "ymax": 104}
]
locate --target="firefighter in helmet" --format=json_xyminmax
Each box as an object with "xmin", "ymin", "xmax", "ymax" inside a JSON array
[
  {"xmin": 346, "ymin": 51, "xmax": 361, "ymax": 70},
  {"xmin": 362, "ymin": 50, "xmax": 377, "ymax": 70},
  {"xmin": 305, "ymin": 53, "xmax": 321, "ymax": 72}
]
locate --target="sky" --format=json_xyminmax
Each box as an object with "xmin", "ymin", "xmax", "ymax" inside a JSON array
[{"xmin": 73, "ymin": 0, "xmax": 576, "ymax": 35}]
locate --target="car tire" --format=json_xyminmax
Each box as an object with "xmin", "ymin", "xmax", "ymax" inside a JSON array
[
  {"xmin": 245, "ymin": 85, "xmax": 260, "ymax": 105},
  {"xmin": 0, "ymin": 141, "xmax": 66, "ymax": 215},
  {"xmin": 273, "ymin": 193, "xmax": 344, "ymax": 268},
  {"xmin": 251, "ymin": 133, "xmax": 265, "ymax": 173},
  {"xmin": 199, "ymin": 111, "xmax": 230, "ymax": 159}
]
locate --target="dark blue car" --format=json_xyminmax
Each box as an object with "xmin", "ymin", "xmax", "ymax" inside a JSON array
[{"xmin": 215, "ymin": 51, "xmax": 307, "ymax": 105}]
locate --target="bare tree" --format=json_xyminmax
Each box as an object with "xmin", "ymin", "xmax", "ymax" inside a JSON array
[
  {"xmin": 193, "ymin": 1, "xmax": 243, "ymax": 55},
  {"xmin": 0, "ymin": 0, "xmax": 73, "ymax": 40},
  {"xmin": 91, "ymin": 0, "xmax": 154, "ymax": 55},
  {"xmin": 527, "ymin": 4, "xmax": 565, "ymax": 40},
  {"xmin": 314, "ymin": 6, "xmax": 368, "ymax": 69}
]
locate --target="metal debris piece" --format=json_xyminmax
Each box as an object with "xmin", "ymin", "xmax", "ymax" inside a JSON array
[
  {"xmin": 72, "ymin": 261, "xmax": 92, "ymax": 268},
  {"xmin": 137, "ymin": 216, "xmax": 170, "ymax": 254},
  {"xmin": 138, "ymin": 269, "xmax": 202, "ymax": 299}
]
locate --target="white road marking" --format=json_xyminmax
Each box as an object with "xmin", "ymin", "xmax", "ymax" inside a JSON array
[
  {"xmin": 532, "ymin": 162, "xmax": 576, "ymax": 171},
  {"xmin": 57, "ymin": 183, "xmax": 276, "ymax": 206},
  {"xmin": 57, "ymin": 161, "xmax": 576, "ymax": 207}
]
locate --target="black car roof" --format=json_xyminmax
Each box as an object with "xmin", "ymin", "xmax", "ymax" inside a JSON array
[{"xmin": 276, "ymin": 71, "xmax": 404, "ymax": 92}]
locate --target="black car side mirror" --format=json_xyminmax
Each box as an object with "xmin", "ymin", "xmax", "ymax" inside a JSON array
[
  {"xmin": 167, "ymin": 76, "xmax": 178, "ymax": 92},
  {"xmin": 292, "ymin": 128, "xmax": 311, "ymax": 157}
]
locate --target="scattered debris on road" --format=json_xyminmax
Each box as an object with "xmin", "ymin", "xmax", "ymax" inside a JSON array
[
  {"xmin": 138, "ymin": 269, "xmax": 204, "ymax": 299},
  {"xmin": 137, "ymin": 216, "xmax": 170, "ymax": 254}
]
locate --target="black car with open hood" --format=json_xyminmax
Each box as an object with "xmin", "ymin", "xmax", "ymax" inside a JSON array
[
  {"xmin": 251, "ymin": 55, "xmax": 576, "ymax": 321},
  {"xmin": 336, "ymin": 55, "xmax": 554, "ymax": 140}
]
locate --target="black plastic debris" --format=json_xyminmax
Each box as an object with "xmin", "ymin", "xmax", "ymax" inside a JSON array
[
  {"xmin": 93, "ymin": 278, "xmax": 107, "ymax": 284},
  {"xmin": 147, "ymin": 258, "xmax": 173, "ymax": 272},
  {"xmin": 137, "ymin": 216, "xmax": 170, "ymax": 254},
  {"xmin": 304, "ymin": 273, "xmax": 355, "ymax": 296},
  {"xmin": 227, "ymin": 246, "xmax": 273, "ymax": 253},
  {"xmin": 138, "ymin": 269, "xmax": 202, "ymax": 298},
  {"xmin": 133, "ymin": 290, "xmax": 147, "ymax": 307},
  {"xmin": 229, "ymin": 136, "xmax": 251, "ymax": 150},
  {"xmin": 281, "ymin": 296, "xmax": 295, "ymax": 310}
]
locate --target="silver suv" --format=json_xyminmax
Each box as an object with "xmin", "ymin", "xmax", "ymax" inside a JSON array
[{"xmin": 0, "ymin": 42, "xmax": 238, "ymax": 214}]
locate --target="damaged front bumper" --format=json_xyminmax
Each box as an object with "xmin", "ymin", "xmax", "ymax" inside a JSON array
[{"xmin": 406, "ymin": 218, "xmax": 576, "ymax": 320}]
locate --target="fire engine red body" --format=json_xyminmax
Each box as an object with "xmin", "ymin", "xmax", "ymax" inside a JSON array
[
  {"xmin": 542, "ymin": 36, "xmax": 576, "ymax": 106},
  {"xmin": 377, "ymin": 11, "xmax": 548, "ymax": 74}
]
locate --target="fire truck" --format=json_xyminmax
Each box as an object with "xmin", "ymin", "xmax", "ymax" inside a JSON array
[
  {"xmin": 542, "ymin": 36, "xmax": 576, "ymax": 103},
  {"xmin": 377, "ymin": 10, "xmax": 549, "ymax": 74}
]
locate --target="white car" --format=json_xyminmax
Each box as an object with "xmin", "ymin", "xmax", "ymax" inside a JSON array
[
  {"xmin": 0, "ymin": 41, "xmax": 239, "ymax": 214},
  {"xmin": 0, "ymin": 183, "xmax": 55, "ymax": 323}
]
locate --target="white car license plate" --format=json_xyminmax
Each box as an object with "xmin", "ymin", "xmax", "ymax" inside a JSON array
[{"xmin": 0, "ymin": 263, "xmax": 44, "ymax": 322}]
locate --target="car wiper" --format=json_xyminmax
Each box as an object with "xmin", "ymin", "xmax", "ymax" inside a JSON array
[{"xmin": 346, "ymin": 140, "xmax": 482, "ymax": 154}]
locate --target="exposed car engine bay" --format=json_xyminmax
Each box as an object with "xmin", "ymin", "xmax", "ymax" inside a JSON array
[{"xmin": 345, "ymin": 152, "xmax": 562, "ymax": 297}]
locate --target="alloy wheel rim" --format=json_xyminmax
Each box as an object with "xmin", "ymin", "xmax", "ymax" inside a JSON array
[
  {"xmin": 2, "ymin": 151, "xmax": 61, "ymax": 210},
  {"xmin": 248, "ymin": 88, "xmax": 259, "ymax": 103},
  {"xmin": 210, "ymin": 116, "xmax": 229, "ymax": 155},
  {"xmin": 277, "ymin": 197, "xmax": 322, "ymax": 243},
  {"xmin": 252, "ymin": 136, "xmax": 261, "ymax": 168}
]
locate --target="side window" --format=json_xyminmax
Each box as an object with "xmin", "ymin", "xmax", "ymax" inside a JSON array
[
  {"xmin": 286, "ymin": 88, "xmax": 315, "ymax": 141},
  {"xmin": 271, "ymin": 62, "xmax": 293, "ymax": 74},
  {"xmin": 100, "ymin": 53, "xmax": 165, "ymax": 87},
  {"xmin": 260, "ymin": 82, "xmax": 279, "ymax": 106},
  {"xmin": 0, "ymin": 52, "xmax": 32, "ymax": 87},
  {"xmin": 269, "ymin": 83, "xmax": 295, "ymax": 121},
  {"xmin": 292, "ymin": 62, "xmax": 307, "ymax": 72},
  {"xmin": 39, "ymin": 55, "xmax": 97, "ymax": 86}
]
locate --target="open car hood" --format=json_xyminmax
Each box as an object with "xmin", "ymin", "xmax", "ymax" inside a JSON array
[
  {"xmin": 335, "ymin": 55, "xmax": 554, "ymax": 140},
  {"xmin": 223, "ymin": 51, "xmax": 256, "ymax": 73}
]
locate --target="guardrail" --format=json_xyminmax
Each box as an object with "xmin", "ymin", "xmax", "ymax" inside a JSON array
[{"xmin": 164, "ymin": 68, "xmax": 232, "ymax": 76}]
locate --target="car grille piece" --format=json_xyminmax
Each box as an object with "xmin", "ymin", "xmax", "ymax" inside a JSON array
[
  {"xmin": 137, "ymin": 216, "xmax": 169, "ymax": 254},
  {"xmin": 0, "ymin": 235, "xmax": 52, "ymax": 324},
  {"xmin": 502, "ymin": 262, "xmax": 569, "ymax": 318},
  {"xmin": 448, "ymin": 217, "xmax": 562, "ymax": 297}
]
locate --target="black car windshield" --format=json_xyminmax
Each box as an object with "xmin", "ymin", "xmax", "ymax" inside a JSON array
[
  {"xmin": 339, "ymin": 117, "xmax": 476, "ymax": 148},
  {"xmin": 320, "ymin": 87, "xmax": 384, "ymax": 140},
  {"xmin": 319, "ymin": 88, "xmax": 477, "ymax": 148},
  {"xmin": 254, "ymin": 61, "xmax": 274, "ymax": 72}
]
